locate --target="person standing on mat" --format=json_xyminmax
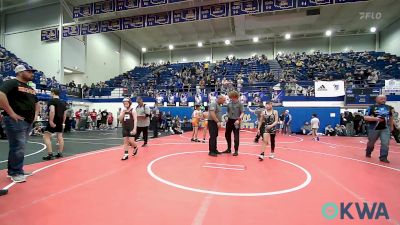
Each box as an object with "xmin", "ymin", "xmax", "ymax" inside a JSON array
[
  {"xmin": 364, "ymin": 95, "xmax": 394, "ymax": 163},
  {"xmin": 201, "ymin": 106, "xmax": 209, "ymax": 143},
  {"xmin": 135, "ymin": 96, "xmax": 151, "ymax": 147},
  {"xmin": 258, "ymin": 102, "xmax": 279, "ymax": 161},
  {"xmin": 310, "ymin": 113, "xmax": 320, "ymax": 141},
  {"xmin": 150, "ymin": 106, "xmax": 160, "ymax": 138},
  {"xmin": 208, "ymin": 95, "xmax": 225, "ymax": 157},
  {"xmin": 191, "ymin": 105, "xmax": 202, "ymax": 142},
  {"xmin": 283, "ymin": 110, "xmax": 292, "ymax": 135},
  {"xmin": 42, "ymin": 89, "xmax": 67, "ymax": 160},
  {"xmin": 223, "ymin": 91, "xmax": 244, "ymax": 156},
  {"xmin": 0, "ymin": 65, "xmax": 39, "ymax": 183},
  {"xmin": 248, "ymin": 102, "xmax": 265, "ymax": 143},
  {"xmin": 120, "ymin": 98, "xmax": 138, "ymax": 160}
]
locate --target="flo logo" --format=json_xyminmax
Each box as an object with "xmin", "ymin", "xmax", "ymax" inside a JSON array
[{"xmin": 322, "ymin": 202, "xmax": 389, "ymax": 220}]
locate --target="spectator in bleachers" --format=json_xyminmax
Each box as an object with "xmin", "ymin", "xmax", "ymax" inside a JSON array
[
  {"xmin": 39, "ymin": 74, "xmax": 47, "ymax": 92},
  {"xmin": 335, "ymin": 124, "xmax": 346, "ymax": 136},
  {"xmin": 325, "ymin": 125, "xmax": 335, "ymax": 136}
]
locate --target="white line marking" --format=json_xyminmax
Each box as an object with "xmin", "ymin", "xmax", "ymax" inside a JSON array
[
  {"xmin": 278, "ymin": 146, "xmax": 400, "ymax": 172},
  {"xmin": 202, "ymin": 166, "xmax": 245, "ymax": 171},
  {"xmin": 205, "ymin": 162, "xmax": 245, "ymax": 168},
  {"xmin": 147, "ymin": 151, "xmax": 312, "ymax": 197},
  {"xmin": 0, "ymin": 141, "xmax": 46, "ymax": 163}
]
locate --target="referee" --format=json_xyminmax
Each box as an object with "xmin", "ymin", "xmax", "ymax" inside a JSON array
[
  {"xmin": 223, "ymin": 91, "xmax": 244, "ymax": 156},
  {"xmin": 208, "ymin": 95, "xmax": 226, "ymax": 157}
]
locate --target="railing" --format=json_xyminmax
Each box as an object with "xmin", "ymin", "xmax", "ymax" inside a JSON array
[{"xmin": 30, "ymin": 80, "xmax": 387, "ymax": 101}]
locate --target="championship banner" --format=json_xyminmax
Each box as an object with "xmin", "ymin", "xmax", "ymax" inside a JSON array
[
  {"xmin": 200, "ymin": 3, "xmax": 229, "ymax": 20},
  {"xmin": 263, "ymin": 0, "xmax": 296, "ymax": 11},
  {"xmin": 167, "ymin": 94, "xmax": 176, "ymax": 106},
  {"xmin": 122, "ymin": 15, "xmax": 145, "ymax": 29},
  {"xmin": 63, "ymin": 25, "xmax": 80, "ymax": 37},
  {"xmin": 81, "ymin": 22, "xmax": 101, "ymax": 35},
  {"xmin": 384, "ymin": 79, "xmax": 400, "ymax": 94},
  {"xmin": 41, "ymin": 28, "xmax": 59, "ymax": 42},
  {"xmin": 314, "ymin": 80, "xmax": 345, "ymax": 97},
  {"xmin": 147, "ymin": 12, "xmax": 171, "ymax": 26},
  {"xmin": 335, "ymin": 0, "xmax": 368, "ymax": 3},
  {"xmin": 116, "ymin": 0, "xmax": 140, "ymax": 11},
  {"xmin": 141, "ymin": 0, "xmax": 167, "ymax": 7},
  {"xmin": 73, "ymin": 3, "xmax": 93, "ymax": 18},
  {"xmin": 94, "ymin": 0, "xmax": 115, "ymax": 15},
  {"xmin": 173, "ymin": 7, "xmax": 199, "ymax": 23},
  {"xmin": 298, "ymin": 0, "xmax": 333, "ymax": 7},
  {"xmin": 179, "ymin": 94, "xmax": 189, "ymax": 106},
  {"xmin": 231, "ymin": 0, "xmax": 262, "ymax": 16},
  {"xmin": 100, "ymin": 19, "xmax": 122, "ymax": 32}
]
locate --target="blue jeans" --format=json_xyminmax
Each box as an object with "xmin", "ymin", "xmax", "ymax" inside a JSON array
[
  {"xmin": 3, "ymin": 117, "xmax": 32, "ymax": 176},
  {"xmin": 366, "ymin": 127, "xmax": 390, "ymax": 159}
]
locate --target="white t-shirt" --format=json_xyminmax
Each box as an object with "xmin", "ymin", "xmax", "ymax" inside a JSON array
[{"xmin": 311, "ymin": 117, "xmax": 320, "ymax": 129}]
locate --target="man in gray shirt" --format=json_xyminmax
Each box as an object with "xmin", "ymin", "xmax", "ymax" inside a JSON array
[
  {"xmin": 208, "ymin": 95, "xmax": 226, "ymax": 157},
  {"xmin": 223, "ymin": 91, "xmax": 244, "ymax": 156},
  {"xmin": 135, "ymin": 96, "xmax": 151, "ymax": 147}
]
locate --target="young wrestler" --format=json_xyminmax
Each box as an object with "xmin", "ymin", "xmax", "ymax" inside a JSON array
[
  {"xmin": 120, "ymin": 98, "xmax": 139, "ymax": 160},
  {"xmin": 258, "ymin": 102, "xmax": 279, "ymax": 161}
]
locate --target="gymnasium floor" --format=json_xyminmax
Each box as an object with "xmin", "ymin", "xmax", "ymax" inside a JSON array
[{"xmin": 0, "ymin": 129, "xmax": 399, "ymax": 225}]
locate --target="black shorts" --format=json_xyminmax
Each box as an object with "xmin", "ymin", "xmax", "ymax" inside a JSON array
[
  {"xmin": 122, "ymin": 128, "xmax": 135, "ymax": 137},
  {"xmin": 45, "ymin": 122, "xmax": 63, "ymax": 133}
]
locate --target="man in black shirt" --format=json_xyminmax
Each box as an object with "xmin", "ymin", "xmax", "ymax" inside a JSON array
[
  {"xmin": 42, "ymin": 89, "xmax": 67, "ymax": 160},
  {"xmin": 364, "ymin": 95, "xmax": 394, "ymax": 163},
  {"xmin": 0, "ymin": 65, "xmax": 39, "ymax": 184}
]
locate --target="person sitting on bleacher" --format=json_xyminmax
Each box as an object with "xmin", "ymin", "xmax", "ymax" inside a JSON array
[
  {"xmin": 325, "ymin": 125, "xmax": 336, "ymax": 136},
  {"xmin": 335, "ymin": 124, "xmax": 347, "ymax": 136}
]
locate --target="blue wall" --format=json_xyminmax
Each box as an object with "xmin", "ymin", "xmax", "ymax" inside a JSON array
[{"xmin": 158, "ymin": 106, "xmax": 340, "ymax": 133}]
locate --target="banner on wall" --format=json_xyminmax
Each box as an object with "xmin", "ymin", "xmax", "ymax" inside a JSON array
[
  {"xmin": 116, "ymin": 0, "xmax": 140, "ymax": 11},
  {"xmin": 41, "ymin": 28, "xmax": 59, "ymax": 41},
  {"xmin": 63, "ymin": 25, "xmax": 80, "ymax": 37},
  {"xmin": 94, "ymin": 0, "xmax": 115, "ymax": 15},
  {"xmin": 263, "ymin": 0, "xmax": 296, "ymax": 11},
  {"xmin": 231, "ymin": 0, "xmax": 262, "ymax": 16},
  {"xmin": 147, "ymin": 12, "xmax": 171, "ymax": 26},
  {"xmin": 298, "ymin": 0, "xmax": 334, "ymax": 7},
  {"xmin": 314, "ymin": 80, "xmax": 345, "ymax": 97},
  {"xmin": 384, "ymin": 79, "xmax": 400, "ymax": 94},
  {"xmin": 200, "ymin": 3, "xmax": 229, "ymax": 20},
  {"xmin": 122, "ymin": 15, "xmax": 146, "ymax": 29},
  {"xmin": 173, "ymin": 7, "xmax": 199, "ymax": 23}
]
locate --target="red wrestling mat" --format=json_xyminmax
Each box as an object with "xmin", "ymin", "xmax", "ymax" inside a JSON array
[{"xmin": 0, "ymin": 130, "xmax": 399, "ymax": 225}]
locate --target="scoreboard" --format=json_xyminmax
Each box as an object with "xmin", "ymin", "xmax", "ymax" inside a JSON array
[{"xmin": 345, "ymin": 88, "xmax": 380, "ymax": 105}]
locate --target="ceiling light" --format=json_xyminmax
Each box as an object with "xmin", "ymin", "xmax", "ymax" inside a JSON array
[
  {"xmin": 325, "ymin": 30, "xmax": 332, "ymax": 36},
  {"xmin": 168, "ymin": 44, "xmax": 174, "ymax": 50},
  {"xmin": 285, "ymin": 33, "xmax": 291, "ymax": 40},
  {"xmin": 198, "ymin": 42, "xmax": 203, "ymax": 47},
  {"xmin": 64, "ymin": 68, "xmax": 73, "ymax": 73},
  {"xmin": 370, "ymin": 27, "xmax": 377, "ymax": 33},
  {"xmin": 182, "ymin": 58, "xmax": 187, "ymax": 62},
  {"xmin": 225, "ymin": 40, "xmax": 231, "ymax": 45},
  {"xmin": 141, "ymin": 47, "xmax": 147, "ymax": 53},
  {"xmin": 253, "ymin": 37, "xmax": 259, "ymax": 43}
]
